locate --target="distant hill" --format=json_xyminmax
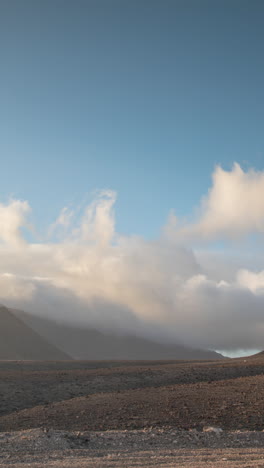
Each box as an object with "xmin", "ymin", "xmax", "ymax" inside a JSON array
[
  {"xmin": 0, "ymin": 306, "xmax": 70, "ymax": 360},
  {"xmin": 245, "ymin": 350, "xmax": 264, "ymax": 360},
  {"xmin": 12, "ymin": 308, "xmax": 224, "ymax": 360}
]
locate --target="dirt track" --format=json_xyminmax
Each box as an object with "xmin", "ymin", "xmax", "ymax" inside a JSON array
[{"xmin": 7, "ymin": 449, "xmax": 263, "ymax": 468}]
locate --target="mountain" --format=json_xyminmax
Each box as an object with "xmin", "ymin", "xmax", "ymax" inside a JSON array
[
  {"xmin": 0, "ymin": 306, "xmax": 70, "ymax": 360},
  {"xmin": 12, "ymin": 308, "xmax": 224, "ymax": 360}
]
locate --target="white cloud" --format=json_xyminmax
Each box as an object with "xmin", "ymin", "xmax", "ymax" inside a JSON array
[
  {"xmin": 0, "ymin": 200, "xmax": 30, "ymax": 247},
  {"xmin": 237, "ymin": 269, "xmax": 264, "ymax": 293},
  {"xmin": 0, "ymin": 177, "xmax": 264, "ymax": 352},
  {"xmin": 77, "ymin": 189, "xmax": 116, "ymax": 246},
  {"xmin": 48, "ymin": 206, "xmax": 74, "ymax": 238},
  {"xmin": 166, "ymin": 163, "xmax": 264, "ymax": 241}
]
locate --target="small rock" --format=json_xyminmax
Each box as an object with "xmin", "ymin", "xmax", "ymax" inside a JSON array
[{"xmin": 203, "ymin": 426, "xmax": 223, "ymax": 434}]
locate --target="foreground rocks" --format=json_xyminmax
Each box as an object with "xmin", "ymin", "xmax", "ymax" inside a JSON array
[{"xmin": 1, "ymin": 427, "xmax": 264, "ymax": 467}]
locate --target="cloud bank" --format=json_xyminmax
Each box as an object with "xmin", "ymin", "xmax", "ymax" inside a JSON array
[{"xmin": 1, "ymin": 163, "xmax": 264, "ymax": 352}]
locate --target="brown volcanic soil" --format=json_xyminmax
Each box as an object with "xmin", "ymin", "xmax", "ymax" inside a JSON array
[{"xmin": 0, "ymin": 356, "xmax": 264, "ymax": 432}]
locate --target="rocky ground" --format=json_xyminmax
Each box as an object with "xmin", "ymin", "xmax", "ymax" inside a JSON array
[
  {"xmin": 1, "ymin": 427, "xmax": 264, "ymax": 467},
  {"xmin": 1, "ymin": 356, "xmax": 264, "ymax": 466}
]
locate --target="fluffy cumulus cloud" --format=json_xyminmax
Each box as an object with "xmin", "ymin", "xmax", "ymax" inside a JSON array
[
  {"xmin": 1, "ymin": 166, "xmax": 264, "ymax": 353},
  {"xmin": 166, "ymin": 163, "xmax": 264, "ymax": 241}
]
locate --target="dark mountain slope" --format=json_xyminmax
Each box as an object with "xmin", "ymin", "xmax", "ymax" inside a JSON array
[
  {"xmin": 0, "ymin": 306, "xmax": 70, "ymax": 360},
  {"xmin": 12, "ymin": 309, "xmax": 223, "ymax": 360}
]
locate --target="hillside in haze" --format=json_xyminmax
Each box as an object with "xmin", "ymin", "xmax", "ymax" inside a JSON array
[
  {"xmin": 12, "ymin": 309, "xmax": 224, "ymax": 360},
  {"xmin": 246, "ymin": 351, "xmax": 264, "ymax": 360},
  {"xmin": 0, "ymin": 306, "xmax": 70, "ymax": 360}
]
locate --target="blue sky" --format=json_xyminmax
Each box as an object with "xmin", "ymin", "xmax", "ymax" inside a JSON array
[{"xmin": 1, "ymin": 0, "xmax": 264, "ymax": 238}]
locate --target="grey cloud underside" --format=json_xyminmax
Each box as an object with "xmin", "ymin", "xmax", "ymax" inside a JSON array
[{"xmin": 2, "ymin": 263, "xmax": 264, "ymax": 353}]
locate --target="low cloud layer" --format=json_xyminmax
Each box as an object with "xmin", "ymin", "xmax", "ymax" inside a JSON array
[{"xmin": 1, "ymin": 164, "xmax": 264, "ymax": 353}]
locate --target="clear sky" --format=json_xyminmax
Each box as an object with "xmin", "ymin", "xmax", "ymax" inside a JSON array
[{"xmin": 1, "ymin": 0, "xmax": 264, "ymax": 237}]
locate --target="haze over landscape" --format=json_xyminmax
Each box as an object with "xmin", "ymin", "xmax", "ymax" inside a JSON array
[{"xmin": 1, "ymin": 0, "xmax": 264, "ymax": 358}]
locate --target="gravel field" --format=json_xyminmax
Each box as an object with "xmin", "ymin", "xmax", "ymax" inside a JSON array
[{"xmin": 1, "ymin": 428, "xmax": 264, "ymax": 467}]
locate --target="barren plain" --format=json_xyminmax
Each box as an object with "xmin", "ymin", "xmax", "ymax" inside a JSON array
[{"xmin": 1, "ymin": 355, "xmax": 264, "ymax": 466}]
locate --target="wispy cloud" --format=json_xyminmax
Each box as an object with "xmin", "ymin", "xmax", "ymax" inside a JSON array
[{"xmin": 0, "ymin": 199, "xmax": 30, "ymax": 247}]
